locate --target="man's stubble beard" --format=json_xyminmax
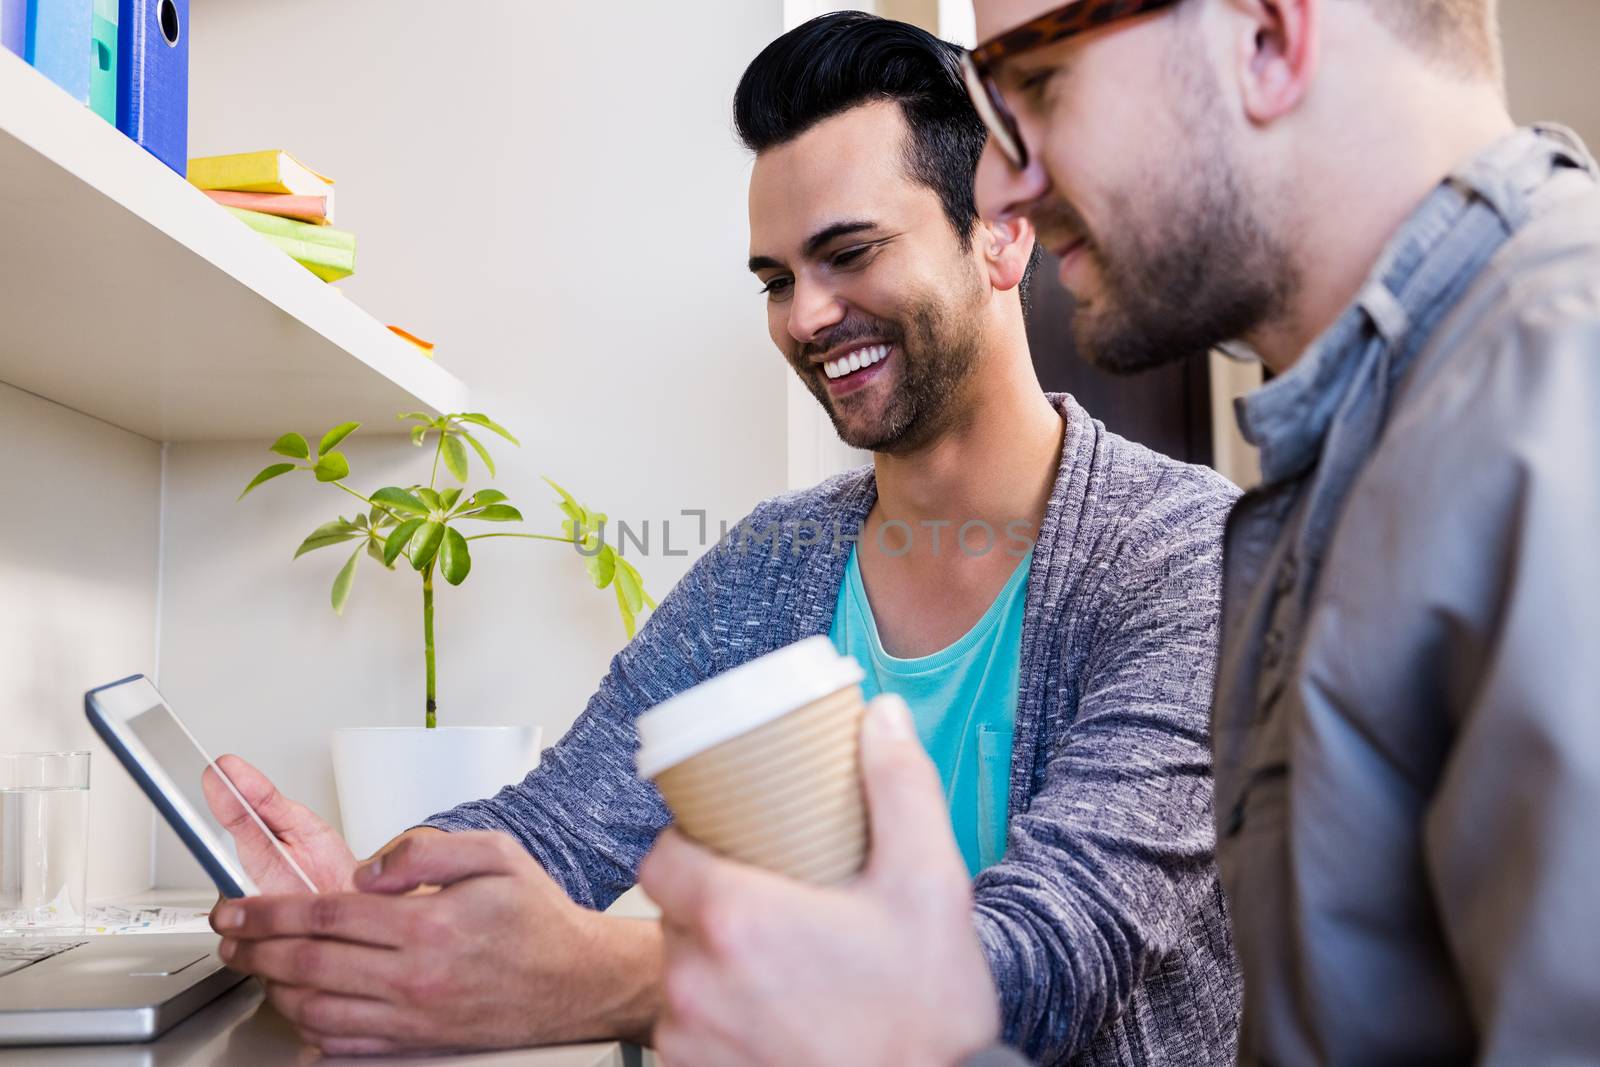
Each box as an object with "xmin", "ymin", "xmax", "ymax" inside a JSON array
[
  {"xmin": 796, "ymin": 277, "xmax": 986, "ymax": 456},
  {"xmin": 1047, "ymin": 49, "xmax": 1297, "ymax": 376}
]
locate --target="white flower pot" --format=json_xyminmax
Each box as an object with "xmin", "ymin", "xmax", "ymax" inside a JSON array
[{"xmin": 330, "ymin": 726, "xmax": 542, "ymax": 860}]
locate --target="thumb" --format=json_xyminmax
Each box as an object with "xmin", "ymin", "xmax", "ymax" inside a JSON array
[
  {"xmin": 859, "ymin": 694, "xmax": 969, "ymax": 889},
  {"xmin": 354, "ymin": 830, "xmax": 526, "ymax": 894}
]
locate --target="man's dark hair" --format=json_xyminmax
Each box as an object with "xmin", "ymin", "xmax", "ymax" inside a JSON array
[{"xmin": 734, "ymin": 11, "xmax": 1040, "ymax": 314}]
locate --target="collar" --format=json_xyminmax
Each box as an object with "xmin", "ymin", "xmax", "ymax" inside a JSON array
[{"xmin": 1235, "ymin": 126, "xmax": 1584, "ymax": 486}]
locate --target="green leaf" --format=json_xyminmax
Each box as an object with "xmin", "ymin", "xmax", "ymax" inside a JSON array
[
  {"xmin": 615, "ymin": 556, "xmax": 644, "ymax": 613},
  {"xmin": 353, "ymin": 512, "xmax": 368, "ymax": 529},
  {"xmin": 409, "ymin": 521, "xmax": 445, "ymax": 570},
  {"xmin": 396, "ymin": 411, "xmax": 433, "ymax": 423},
  {"xmin": 415, "ymin": 487, "xmax": 444, "ymax": 512},
  {"xmin": 294, "ymin": 519, "xmax": 361, "ymax": 559},
  {"xmin": 615, "ymin": 580, "xmax": 637, "ymax": 641},
  {"xmin": 238, "ymin": 462, "xmax": 296, "ymax": 500},
  {"xmin": 331, "ymin": 544, "xmax": 362, "ymax": 615},
  {"xmin": 543, "ymin": 477, "xmax": 584, "ymax": 524},
  {"xmin": 441, "ymin": 435, "xmax": 470, "ymax": 482},
  {"xmin": 384, "ymin": 517, "xmax": 425, "ymax": 565},
  {"xmin": 455, "ymin": 413, "xmax": 520, "ymax": 445},
  {"xmin": 460, "ymin": 504, "xmax": 523, "ymax": 522},
  {"xmin": 366, "ymin": 536, "xmax": 391, "ymax": 568},
  {"xmin": 439, "ymin": 527, "xmax": 471, "ymax": 585},
  {"xmin": 269, "ymin": 433, "xmax": 310, "ymax": 460},
  {"xmin": 410, "ymin": 424, "xmax": 428, "ymax": 447},
  {"xmin": 314, "ymin": 451, "xmax": 350, "ymax": 482},
  {"xmin": 371, "ymin": 487, "xmax": 429, "ymax": 516},
  {"xmin": 586, "ymin": 543, "xmax": 617, "ymax": 589},
  {"xmin": 369, "ymin": 503, "xmax": 389, "ymax": 528},
  {"xmin": 617, "ymin": 557, "xmax": 656, "ymax": 609},
  {"xmin": 318, "ymin": 422, "xmax": 360, "ymax": 456},
  {"xmin": 439, "ymin": 487, "xmax": 463, "ymax": 511},
  {"xmin": 467, "ymin": 489, "xmax": 508, "ymax": 507},
  {"xmin": 459, "ymin": 429, "xmax": 497, "ymax": 478}
]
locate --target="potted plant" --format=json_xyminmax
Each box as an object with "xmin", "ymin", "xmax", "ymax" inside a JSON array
[{"xmin": 240, "ymin": 410, "xmax": 652, "ymax": 855}]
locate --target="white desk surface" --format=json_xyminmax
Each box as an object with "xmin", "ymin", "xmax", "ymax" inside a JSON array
[
  {"xmin": 0, "ymin": 891, "xmax": 642, "ymax": 1067},
  {"xmin": 0, "ymin": 981, "xmax": 641, "ymax": 1067}
]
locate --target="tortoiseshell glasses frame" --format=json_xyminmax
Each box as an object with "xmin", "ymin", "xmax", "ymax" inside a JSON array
[{"xmin": 960, "ymin": 0, "xmax": 1184, "ymax": 170}]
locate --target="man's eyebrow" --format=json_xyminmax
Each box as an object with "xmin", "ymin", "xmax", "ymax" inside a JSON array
[
  {"xmin": 803, "ymin": 220, "xmax": 878, "ymax": 257},
  {"xmin": 747, "ymin": 220, "xmax": 882, "ymax": 274}
]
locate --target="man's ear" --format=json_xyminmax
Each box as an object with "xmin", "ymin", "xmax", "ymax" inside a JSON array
[
  {"xmin": 979, "ymin": 215, "xmax": 1034, "ymax": 295},
  {"xmin": 1230, "ymin": 0, "xmax": 1319, "ymax": 124}
]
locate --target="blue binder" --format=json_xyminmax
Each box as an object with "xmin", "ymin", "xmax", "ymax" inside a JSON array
[
  {"xmin": 116, "ymin": 0, "xmax": 186, "ymax": 175},
  {"xmin": 1, "ymin": 0, "xmax": 26, "ymax": 60},
  {"xmin": 23, "ymin": 0, "xmax": 92, "ymax": 102}
]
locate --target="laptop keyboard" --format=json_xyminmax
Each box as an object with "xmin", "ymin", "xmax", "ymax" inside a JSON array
[{"xmin": 0, "ymin": 939, "xmax": 88, "ymax": 978}]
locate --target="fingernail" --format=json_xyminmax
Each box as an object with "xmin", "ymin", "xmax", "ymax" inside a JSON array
[
  {"xmin": 866, "ymin": 694, "xmax": 914, "ymax": 740},
  {"xmin": 219, "ymin": 939, "xmax": 236, "ymax": 962},
  {"xmin": 215, "ymin": 904, "xmax": 243, "ymax": 929}
]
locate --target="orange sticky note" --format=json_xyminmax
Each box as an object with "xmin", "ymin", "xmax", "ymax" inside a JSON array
[{"xmin": 387, "ymin": 325, "xmax": 435, "ymax": 357}]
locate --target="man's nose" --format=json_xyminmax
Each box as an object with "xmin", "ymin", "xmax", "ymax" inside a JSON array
[
  {"xmin": 786, "ymin": 278, "xmax": 845, "ymax": 346},
  {"xmin": 975, "ymin": 134, "xmax": 1051, "ymax": 224}
]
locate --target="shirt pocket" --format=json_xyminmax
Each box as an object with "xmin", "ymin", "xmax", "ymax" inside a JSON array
[{"xmin": 976, "ymin": 725, "xmax": 1014, "ymax": 870}]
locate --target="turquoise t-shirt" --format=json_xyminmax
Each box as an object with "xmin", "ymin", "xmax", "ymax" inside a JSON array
[{"xmin": 829, "ymin": 546, "xmax": 1030, "ymax": 875}]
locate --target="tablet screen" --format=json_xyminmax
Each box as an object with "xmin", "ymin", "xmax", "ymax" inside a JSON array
[{"xmin": 126, "ymin": 703, "xmax": 241, "ymax": 865}]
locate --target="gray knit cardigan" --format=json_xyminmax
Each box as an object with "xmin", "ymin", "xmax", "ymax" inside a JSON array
[{"xmin": 426, "ymin": 394, "xmax": 1243, "ymax": 1065}]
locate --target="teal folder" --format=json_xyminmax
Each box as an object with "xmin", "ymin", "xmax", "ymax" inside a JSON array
[{"xmin": 89, "ymin": 0, "xmax": 114, "ymax": 121}]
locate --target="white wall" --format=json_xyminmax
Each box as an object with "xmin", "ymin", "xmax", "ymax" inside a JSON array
[
  {"xmin": 0, "ymin": 384, "xmax": 162, "ymax": 899},
  {"xmin": 151, "ymin": 0, "xmax": 788, "ymax": 885},
  {"xmin": 1503, "ymin": 0, "xmax": 1600, "ymax": 148}
]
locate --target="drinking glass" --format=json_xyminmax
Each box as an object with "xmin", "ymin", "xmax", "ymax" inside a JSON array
[{"xmin": 0, "ymin": 751, "xmax": 91, "ymax": 936}]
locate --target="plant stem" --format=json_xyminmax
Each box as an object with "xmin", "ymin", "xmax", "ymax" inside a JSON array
[
  {"xmin": 330, "ymin": 480, "xmax": 404, "ymax": 524},
  {"xmin": 464, "ymin": 533, "xmax": 578, "ymax": 543},
  {"xmin": 430, "ymin": 432, "xmax": 445, "ymax": 490},
  {"xmin": 422, "ymin": 562, "xmax": 437, "ymax": 729}
]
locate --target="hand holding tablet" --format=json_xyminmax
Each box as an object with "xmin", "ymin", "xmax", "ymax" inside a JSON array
[{"xmin": 85, "ymin": 675, "xmax": 320, "ymax": 898}]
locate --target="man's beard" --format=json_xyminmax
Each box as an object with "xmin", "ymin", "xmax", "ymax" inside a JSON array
[
  {"xmin": 792, "ymin": 288, "xmax": 983, "ymax": 455},
  {"xmin": 1030, "ymin": 57, "xmax": 1295, "ymax": 375}
]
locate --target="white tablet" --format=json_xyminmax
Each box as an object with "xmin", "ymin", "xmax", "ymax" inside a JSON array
[{"xmin": 85, "ymin": 674, "xmax": 318, "ymax": 898}]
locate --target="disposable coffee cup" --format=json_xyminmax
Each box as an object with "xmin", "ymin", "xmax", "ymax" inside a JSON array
[{"xmin": 636, "ymin": 637, "xmax": 869, "ymax": 885}]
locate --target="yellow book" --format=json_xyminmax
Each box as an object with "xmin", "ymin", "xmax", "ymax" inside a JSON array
[{"xmin": 187, "ymin": 150, "xmax": 336, "ymax": 199}]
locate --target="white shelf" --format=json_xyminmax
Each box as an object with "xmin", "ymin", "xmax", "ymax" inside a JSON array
[{"xmin": 0, "ymin": 50, "xmax": 468, "ymax": 442}]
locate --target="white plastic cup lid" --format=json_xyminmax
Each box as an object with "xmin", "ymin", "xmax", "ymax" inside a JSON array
[{"xmin": 635, "ymin": 636, "xmax": 865, "ymax": 779}]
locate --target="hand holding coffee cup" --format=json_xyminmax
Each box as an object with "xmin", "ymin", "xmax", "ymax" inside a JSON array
[{"xmin": 635, "ymin": 637, "xmax": 872, "ymax": 885}]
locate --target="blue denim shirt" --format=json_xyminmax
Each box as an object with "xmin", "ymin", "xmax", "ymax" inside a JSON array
[{"xmin": 1214, "ymin": 126, "xmax": 1600, "ymax": 1066}]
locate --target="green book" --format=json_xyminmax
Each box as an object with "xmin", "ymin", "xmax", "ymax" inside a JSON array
[
  {"xmin": 225, "ymin": 206, "xmax": 355, "ymax": 250},
  {"xmin": 225, "ymin": 206, "xmax": 356, "ymax": 281},
  {"xmin": 254, "ymin": 232, "xmax": 355, "ymax": 282}
]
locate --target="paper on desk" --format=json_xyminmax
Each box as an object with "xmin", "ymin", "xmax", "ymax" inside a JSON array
[{"xmin": 84, "ymin": 903, "xmax": 213, "ymax": 936}]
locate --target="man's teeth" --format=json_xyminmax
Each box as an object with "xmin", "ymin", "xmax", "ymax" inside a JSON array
[{"xmin": 823, "ymin": 344, "xmax": 890, "ymax": 380}]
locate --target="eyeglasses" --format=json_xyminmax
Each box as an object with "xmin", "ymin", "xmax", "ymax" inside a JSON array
[{"xmin": 960, "ymin": 0, "xmax": 1183, "ymax": 170}]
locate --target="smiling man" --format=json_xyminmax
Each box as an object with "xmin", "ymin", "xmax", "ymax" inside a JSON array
[{"xmin": 204, "ymin": 13, "xmax": 1241, "ymax": 1063}]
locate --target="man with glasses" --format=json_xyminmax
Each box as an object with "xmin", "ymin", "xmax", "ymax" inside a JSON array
[{"xmin": 645, "ymin": 0, "xmax": 1600, "ymax": 1064}]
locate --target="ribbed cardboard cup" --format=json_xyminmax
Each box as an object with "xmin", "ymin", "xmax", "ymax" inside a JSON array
[{"xmin": 636, "ymin": 637, "xmax": 869, "ymax": 886}]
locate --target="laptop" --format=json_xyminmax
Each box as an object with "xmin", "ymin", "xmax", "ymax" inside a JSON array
[{"xmin": 0, "ymin": 934, "xmax": 244, "ymax": 1044}]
